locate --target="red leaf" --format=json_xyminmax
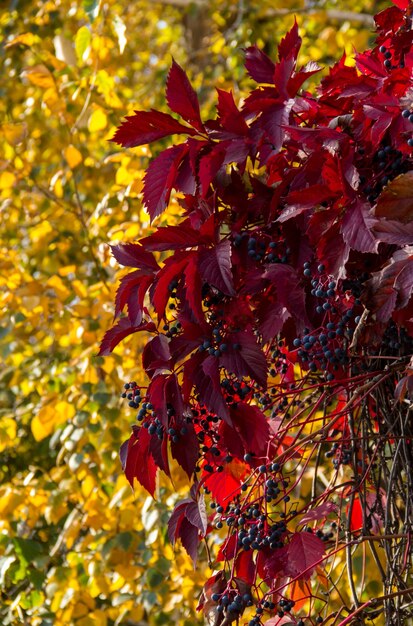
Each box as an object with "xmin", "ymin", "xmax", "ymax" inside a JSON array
[
  {"xmin": 179, "ymin": 517, "xmax": 200, "ymax": 565},
  {"xmin": 110, "ymin": 243, "xmax": 159, "ymax": 271},
  {"xmin": 372, "ymin": 218, "xmax": 413, "ymax": 245},
  {"xmin": 273, "ymin": 56, "xmax": 296, "ymax": 99},
  {"xmin": 152, "ymin": 252, "xmax": 190, "ymax": 320},
  {"xmin": 374, "ymin": 172, "xmax": 413, "ymax": 223},
  {"xmin": 184, "ymin": 256, "xmax": 204, "ymax": 324},
  {"xmin": 197, "ymin": 571, "xmax": 227, "ymax": 614},
  {"xmin": 184, "ymin": 496, "xmax": 208, "ymax": 535},
  {"xmin": 147, "ymin": 374, "xmax": 169, "ymax": 426},
  {"xmin": 252, "ymin": 101, "xmax": 294, "ymax": 156},
  {"xmin": 198, "ymin": 240, "xmax": 235, "ymax": 296},
  {"xmin": 220, "ymin": 329, "xmax": 267, "ymax": 387},
  {"xmin": 99, "ymin": 318, "xmax": 154, "ymax": 355},
  {"xmin": 391, "ymin": 0, "xmax": 408, "ymax": 9},
  {"xmin": 355, "ymin": 50, "xmax": 387, "ymax": 77},
  {"xmin": 204, "ymin": 460, "xmax": 246, "ymax": 507},
  {"xmin": 198, "ymin": 144, "xmax": 226, "ymax": 197},
  {"xmin": 114, "ymin": 270, "xmax": 152, "ymax": 323},
  {"xmin": 167, "ymin": 493, "xmax": 206, "ymax": 565},
  {"xmin": 235, "ymin": 550, "xmax": 255, "ymax": 586},
  {"xmin": 299, "ymin": 502, "xmax": 338, "ymax": 526},
  {"xmin": 122, "ymin": 428, "xmax": 158, "ymax": 496},
  {"xmin": 219, "ymin": 420, "xmax": 246, "ymax": 460},
  {"xmin": 288, "ymin": 61, "xmax": 321, "ymax": 95},
  {"xmin": 244, "ymin": 46, "xmax": 276, "ymax": 84},
  {"xmin": 281, "ymin": 185, "xmax": 334, "ymax": 222},
  {"xmin": 340, "ymin": 201, "xmax": 379, "ymax": 253},
  {"xmin": 166, "ymin": 59, "xmax": 204, "ymax": 132},
  {"xmin": 263, "ymin": 265, "xmax": 309, "ymax": 336},
  {"xmin": 231, "ymin": 402, "xmax": 270, "ymax": 456},
  {"xmin": 216, "ymin": 89, "xmax": 249, "ymax": 135},
  {"xmin": 142, "ymin": 334, "xmax": 171, "ymax": 376},
  {"xmin": 278, "ymin": 19, "xmax": 301, "ymax": 61},
  {"xmin": 285, "ymin": 532, "xmax": 325, "ymax": 580},
  {"xmin": 149, "ymin": 434, "xmax": 170, "ymax": 476},
  {"xmin": 139, "ymin": 221, "xmax": 205, "ymax": 251},
  {"xmin": 111, "ymin": 109, "xmax": 196, "ymax": 148},
  {"xmin": 171, "ymin": 420, "xmax": 199, "ymax": 477},
  {"xmin": 365, "ymin": 250, "xmax": 413, "ymax": 322},
  {"xmin": 143, "ymin": 143, "xmax": 189, "ymax": 221}
]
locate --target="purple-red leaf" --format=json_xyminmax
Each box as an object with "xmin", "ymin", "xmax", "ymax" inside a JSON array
[
  {"xmin": 152, "ymin": 252, "xmax": 190, "ymax": 320},
  {"xmin": 110, "ymin": 243, "xmax": 159, "ymax": 271},
  {"xmin": 171, "ymin": 420, "xmax": 199, "ymax": 477},
  {"xmin": 216, "ymin": 89, "xmax": 249, "ymax": 135},
  {"xmin": 139, "ymin": 221, "xmax": 206, "ymax": 252},
  {"xmin": 184, "ymin": 256, "xmax": 204, "ymax": 323},
  {"xmin": 278, "ymin": 19, "xmax": 301, "ymax": 61},
  {"xmin": 231, "ymin": 402, "xmax": 270, "ymax": 456},
  {"xmin": 198, "ymin": 144, "xmax": 226, "ymax": 197},
  {"xmin": 143, "ymin": 143, "xmax": 189, "ymax": 221},
  {"xmin": 166, "ymin": 59, "xmax": 204, "ymax": 132},
  {"xmin": 99, "ymin": 318, "xmax": 154, "ymax": 356},
  {"xmin": 284, "ymin": 532, "xmax": 325, "ymax": 580},
  {"xmin": 341, "ymin": 201, "xmax": 379, "ymax": 253},
  {"xmin": 263, "ymin": 265, "xmax": 309, "ymax": 336},
  {"xmin": 185, "ymin": 353, "xmax": 231, "ymax": 424},
  {"xmin": 299, "ymin": 502, "xmax": 338, "ymax": 525},
  {"xmin": 167, "ymin": 494, "xmax": 206, "ymax": 565},
  {"xmin": 114, "ymin": 270, "xmax": 152, "ymax": 323},
  {"xmin": 244, "ymin": 46, "xmax": 276, "ymax": 84},
  {"xmin": 122, "ymin": 427, "xmax": 158, "ymax": 496},
  {"xmin": 142, "ymin": 334, "xmax": 171, "ymax": 376},
  {"xmin": 112, "ymin": 109, "xmax": 196, "ymax": 148},
  {"xmin": 198, "ymin": 240, "xmax": 235, "ymax": 296},
  {"xmin": 372, "ymin": 218, "xmax": 413, "ymax": 245},
  {"xmin": 374, "ymin": 172, "xmax": 413, "ymax": 223},
  {"xmin": 220, "ymin": 329, "xmax": 267, "ymax": 387}
]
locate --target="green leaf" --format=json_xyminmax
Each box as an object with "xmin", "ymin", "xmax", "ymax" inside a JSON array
[
  {"xmin": 83, "ymin": 0, "xmax": 99, "ymax": 22},
  {"xmin": 13, "ymin": 538, "xmax": 43, "ymax": 566},
  {"xmin": 146, "ymin": 567, "xmax": 164, "ymax": 589},
  {"xmin": 75, "ymin": 26, "xmax": 91, "ymax": 63},
  {"xmin": 116, "ymin": 531, "xmax": 133, "ymax": 550}
]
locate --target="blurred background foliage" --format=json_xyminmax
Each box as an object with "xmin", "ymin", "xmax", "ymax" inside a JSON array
[{"xmin": 0, "ymin": 0, "xmax": 388, "ymax": 624}]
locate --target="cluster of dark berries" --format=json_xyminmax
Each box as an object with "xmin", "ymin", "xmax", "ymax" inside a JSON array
[
  {"xmin": 221, "ymin": 377, "xmax": 252, "ymax": 405},
  {"xmin": 234, "ymin": 231, "xmax": 290, "ymax": 265},
  {"xmin": 295, "ymin": 265, "xmax": 368, "ymax": 379},
  {"xmin": 361, "ymin": 144, "xmax": 409, "ymax": 203},
  {"xmin": 379, "ymin": 44, "xmax": 404, "ymax": 70},
  {"xmin": 121, "ymin": 381, "xmax": 141, "ymax": 409},
  {"xmin": 212, "ymin": 591, "xmax": 253, "ymax": 619}
]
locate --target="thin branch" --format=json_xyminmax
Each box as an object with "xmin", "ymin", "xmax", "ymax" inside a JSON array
[{"xmin": 256, "ymin": 8, "xmax": 375, "ymax": 28}]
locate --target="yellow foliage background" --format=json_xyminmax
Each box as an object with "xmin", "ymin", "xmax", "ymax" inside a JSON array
[{"xmin": 0, "ymin": 1, "xmax": 387, "ymax": 624}]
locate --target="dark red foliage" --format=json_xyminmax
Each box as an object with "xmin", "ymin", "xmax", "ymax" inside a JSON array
[{"xmin": 105, "ymin": 6, "xmax": 413, "ymax": 625}]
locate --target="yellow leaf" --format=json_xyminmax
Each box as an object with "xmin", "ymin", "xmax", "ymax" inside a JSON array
[
  {"xmin": 5, "ymin": 32, "xmax": 39, "ymax": 48},
  {"xmin": 32, "ymin": 401, "xmax": 75, "ymax": 441},
  {"xmin": 23, "ymin": 64, "xmax": 55, "ymax": 89},
  {"xmin": 47, "ymin": 275, "xmax": 71, "ymax": 299},
  {"xmin": 64, "ymin": 145, "xmax": 83, "ymax": 169},
  {"xmin": 2, "ymin": 123, "xmax": 28, "ymax": 146},
  {"xmin": 0, "ymin": 417, "xmax": 17, "ymax": 452},
  {"xmin": 81, "ymin": 475, "xmax": 95, "ymax": 499},
  {"xmin": 115, "ymin": 166, "xmax": 134, "ymax": 186},
  {"xmin": 75, "ymin": 26, "xmax": 91, "ymax": 63},
  {"xmin": 0, "ymin": 171, "xmax": 15, "ymax": 189},
  {"xmin": 88, "ymin": 108, "xmax": 107, "ymax": 132}
]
